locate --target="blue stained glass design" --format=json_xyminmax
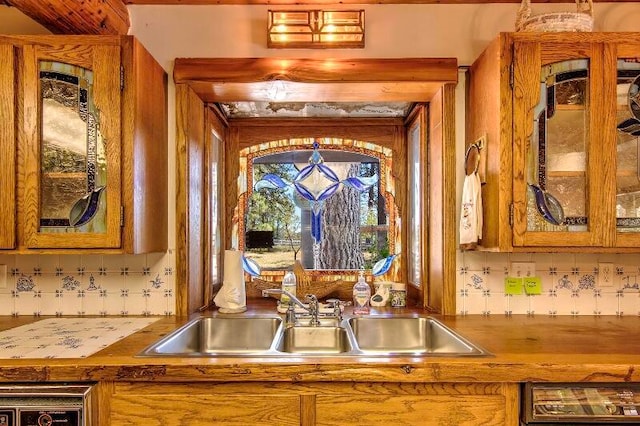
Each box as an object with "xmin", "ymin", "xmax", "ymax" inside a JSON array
[
  {"xmin": 242, "ymin": 255, "xmax": 262, "ymax": 277},
  {"xmin": 317, "ymin": 164, "xmax": 340, "ymax": 182},
  {"xmin": 311, "ymin": 211, "xmax": 322, "ymax": 243},
  {"xmin": 372, "ymin": 254, "xmax": 398, "ymax": 276},
  {"xmin": 342, "ymin": 175, "xmax": 378, "ymax": 191},
  {"xmin": 254, "ymin": 173, "xmax": 289, "ymax": 190},
  {"xmin": 315, "ymin": 183, "xmax": 340, "ymax": 202},
  {"xmin": 252, "ymin": 140, "xmax": 380, "ymax": 268}
]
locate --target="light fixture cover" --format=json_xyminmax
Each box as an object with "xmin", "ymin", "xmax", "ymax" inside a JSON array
[{"xmin": 268, "ymin": 9, "xmax": 365, "ymax": 49}]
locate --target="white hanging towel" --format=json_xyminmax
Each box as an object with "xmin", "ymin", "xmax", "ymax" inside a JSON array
[
  {"xmin": 459, "ymin": 172, "xmax": 483, "ymax": 250},
  {"xmin": 214, "ymin": 250, "xmax": 247, "ymax": 313}
]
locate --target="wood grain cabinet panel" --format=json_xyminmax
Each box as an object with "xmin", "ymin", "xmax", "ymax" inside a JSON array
[
  {"xmin": 0, "ymin": 35, "xmax": 167, "ymax": 254},
  {"xmin": 109, "ymin": 383, "xmax": 301, "ymax": 426},
  {"xmin": 468, "ymin": 32, "xmax": 640, "ymax": 252},
  {"xmin": 0, "ymin": 43, "xmax": 16, "ymax": 249},
  {"xmin": 317, "ymin": 395, "xmax": 507, "ymax": 426},
  {"xmin": 107, "ymin": 382, "xmax": 519, "ymax": 426},
  {"xmin": 315, "ymin": 382, "xmax": 516, "ymax": 426},
  {"xmin": 110, "ymin": 394, "xmax": 301, "ymax": 426}
]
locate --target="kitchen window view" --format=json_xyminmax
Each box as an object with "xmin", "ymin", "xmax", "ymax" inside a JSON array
[{"xmin": 241, "ymin": 139, "xmax": 394, "ymax": 272}]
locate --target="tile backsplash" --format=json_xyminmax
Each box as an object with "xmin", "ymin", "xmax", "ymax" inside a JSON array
[
  {"xmin": 7, "ymin": 249, "xmax": 637, "ymax": 317},
  {"xmin": 457, "ymin": 251, "xmax": 640, "ymax": 316},
  {"xmin": 0, "ymin": 252, "xmax": 175, "ymax": 317}
]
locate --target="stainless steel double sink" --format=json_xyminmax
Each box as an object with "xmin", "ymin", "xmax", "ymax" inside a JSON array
[{"xmin": 138, "ymin": 315, "xmax": 489, "ymax": 358}]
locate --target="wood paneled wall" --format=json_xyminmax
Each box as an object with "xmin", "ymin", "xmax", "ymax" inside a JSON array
[
  {"xmin": 426, "ymin": 85, "xmax": 457, "ymax": 314},
  {"xmin": 175, "ymin": 84, "xmax": 206, "ymax": 316},
  {"xmin": 178, "ymin": 106, "xmax": 458, "ymax": 314},
  {"xmin": 122, "ymin": 36, "xmax": 168, "ymax": 254},
  {"xmin": 174, "ymin": 57, "xmax": 458, "ymax": 314},
  {"xmin": 465, "ymin": 36, "xmax": 508, "ymax": 250}
]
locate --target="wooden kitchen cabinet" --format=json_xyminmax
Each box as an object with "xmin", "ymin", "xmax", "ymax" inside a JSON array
[
  {"xmin": 107, "ymin": 381, "xmax": 519, "ymax": 426},
  {"xmin": 467, "ymin": 33, "xmax": 640, "ymax": 251},
  {"xmin": 109, "ymin": 382, "xmax": 302, "ymax": 426},
  {"xmin": 314, "ymin": 382, "xmax": 516, "ymax": 425},
  {"xmin": 0, "ymin": 43, "xmax": 16, "ymax": 249},
  {"xmin": 0, "ymin": 35, "xmax": 167, "ymax": 253}
]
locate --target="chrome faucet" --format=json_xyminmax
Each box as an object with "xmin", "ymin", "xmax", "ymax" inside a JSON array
[
  {"xmin": 305, "ymin": 294, "xmax": 320, "ymax": 326},
  {"xmin": 262, "ymin": 289, "xmax": 321, "ymax": 327},
  {"xmin": 325, "ymin": 298, "xmax": 344, "ymax": 321}
]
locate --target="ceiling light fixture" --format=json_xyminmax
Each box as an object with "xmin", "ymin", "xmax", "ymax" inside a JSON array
[{"xmin": 267, "ymin": 10, "xmax": 365, "ymax": 49}]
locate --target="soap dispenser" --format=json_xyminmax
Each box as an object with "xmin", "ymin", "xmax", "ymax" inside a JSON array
[
  {"xmin": 280, "ymin": 271, "xmax": 297, "ymax": 307},
  {"xmin": 352, "ymin": 270, "xmax": 371, "ymax": 315}
]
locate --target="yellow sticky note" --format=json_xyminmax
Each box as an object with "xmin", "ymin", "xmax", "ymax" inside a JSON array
[
  {"xmin": 523, "ymin": 277, "xmax": 543, "ymax": 295},
  {"xmin": 505, "ymin": 277, "xmax": 523, "ymax": 295}
]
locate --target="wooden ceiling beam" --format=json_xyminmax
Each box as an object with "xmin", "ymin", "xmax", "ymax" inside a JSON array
[
  {"xmin": 174, "ymin": 58, "xmax": 458, "ymax": 84},
  {"xmin": 4, "ymin": 0, "xmax": 130, "ymax": 35},
  {"xmin": 174, "ymin": 57, "xmax": 458, "ymax": 102}
]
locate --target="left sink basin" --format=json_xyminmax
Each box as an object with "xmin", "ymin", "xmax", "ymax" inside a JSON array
[{"xmin": 138, "ymin": 317, "xmax": 282, "ymax": 356}]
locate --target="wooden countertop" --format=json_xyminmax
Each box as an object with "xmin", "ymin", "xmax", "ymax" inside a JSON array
[{"xmin": 0, "ymin": 304, "xmax": 639, "ymax": 384}]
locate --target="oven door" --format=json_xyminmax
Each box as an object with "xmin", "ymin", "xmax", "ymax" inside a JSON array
[{"xmin": 522, "ymin": 383, "xmax": 640, "ymax": 425}]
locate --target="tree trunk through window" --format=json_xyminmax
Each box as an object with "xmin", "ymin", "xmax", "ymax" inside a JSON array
[{"xmin": 318, "ymin": 163, "xmax": 364, "ymax": 269}]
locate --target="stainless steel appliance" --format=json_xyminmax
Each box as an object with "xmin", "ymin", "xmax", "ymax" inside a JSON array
[
  {"xmin": 0, "ymin": 384, "xmax": 95, "ymax": 426},
  {"xmin": 522, "ymin": 383, "xmax": 640, "ymax": 425}
]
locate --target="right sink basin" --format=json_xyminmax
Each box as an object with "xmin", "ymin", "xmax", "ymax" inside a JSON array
[{"xmin": 347, "ymin": 316, "xmax": 487, "ymax": 356}]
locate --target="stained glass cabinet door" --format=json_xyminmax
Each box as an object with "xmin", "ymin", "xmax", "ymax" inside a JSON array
[
  {"xmin": 21, "ymin": 42, "xmax": 122, "ymax": 249},
  {"xmin": 613, "ymin": 42, "xmax": 640, "ymax": 247},
  {"xmin": 512, "ymin": 40, "xmax": 609, "ymax": 247},
  {"xmin": 467, "ymin": 33, "xmax": 640, "ymax": 251}
]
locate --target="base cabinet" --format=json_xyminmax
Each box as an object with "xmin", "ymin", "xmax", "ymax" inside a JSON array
[
  {"xmin": 107, "ymin": 382, "xmax": 519, "ymax": 426},
  {"xmin": 109, "ymin": 382, "xmax": 301, "ymax": 426},
  {"xmin": 317, "ymin": 393, "xmax": 509, "ymax": 425}
]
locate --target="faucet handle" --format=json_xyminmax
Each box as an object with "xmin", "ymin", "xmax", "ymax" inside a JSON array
[
  {"xmin": 326, "ymin": 298, "xmax": 351, "ymax": 307},
  {"xmin": 305, "ymin": 294, "xmax": 319, "ymax": 313},
  {"xmin": 304, "ymin": 294, "xmax": 321, "ymax": 326},
  {"xmin": 284, "ymin": 303, "xmax": 297, "ymax": 327},
  {"xmin": 325, "ymin": 298, "xmax": 345, "ymax": 320},
  {"xmin": 262, "ymin": 288, "xmax": 279, "ymax": 298}
]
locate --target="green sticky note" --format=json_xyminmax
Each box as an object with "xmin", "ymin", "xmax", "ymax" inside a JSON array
[
  {"xmin": 505, "ymin": 277, "xmax": 523, "ymax": 295},
  {"xmin": 523, "ymin": 276, "xmax": 542, "ymax": 295}
]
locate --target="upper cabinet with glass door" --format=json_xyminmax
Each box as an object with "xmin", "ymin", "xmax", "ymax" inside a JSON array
[
  {"xmin": 22, "ymin": 40, "xmax": 122, "ymax": 249},
  {"xmin": 613, "ymin": 42, "xmax": 640, "ymax": 247},
  {"xmin": 0, "ymin": 35, "xmax": 168, "ymax": 253},
  {"xmin": 467, "ymin": 32, "xmax": 640, "ymax": 252}
]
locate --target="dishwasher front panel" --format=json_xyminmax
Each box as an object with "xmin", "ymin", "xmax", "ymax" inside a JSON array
[{"xmin": 523, "ymin": 383, "xmax": 640, "ymax": 424}]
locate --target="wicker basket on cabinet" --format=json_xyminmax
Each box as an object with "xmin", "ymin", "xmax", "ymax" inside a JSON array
[{"xmin": 515, "ymin": 0, "xmax": 594, "ymax": 32}]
